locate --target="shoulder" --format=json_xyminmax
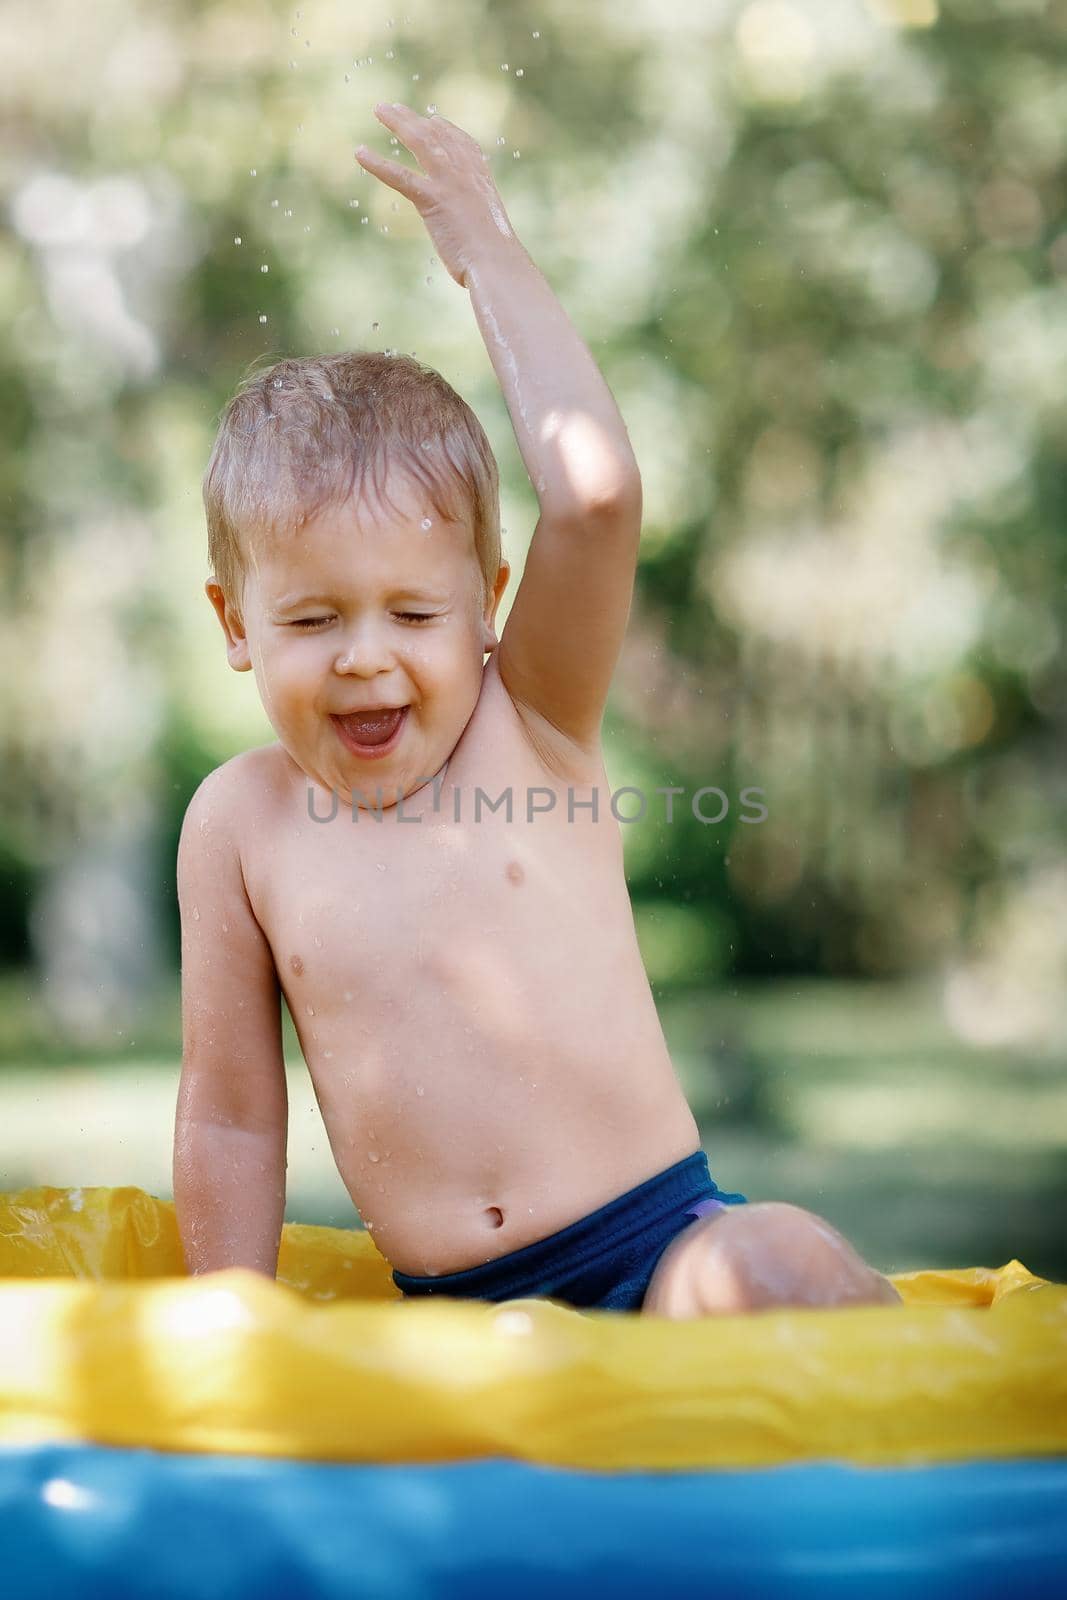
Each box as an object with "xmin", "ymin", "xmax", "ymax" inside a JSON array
[{"xmin": 179, "ymin": 744, "xmax": 288, "ymax": 862}]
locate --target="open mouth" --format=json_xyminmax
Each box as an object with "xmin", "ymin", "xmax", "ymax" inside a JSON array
[{"xmin": 331, "ymin": 706, "xmax": 408, "ymax": 758}]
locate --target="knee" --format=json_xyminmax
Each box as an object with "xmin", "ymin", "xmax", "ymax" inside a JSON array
[{"xmin": 643, "ymin": 1201, "xmax": 900, "ymax": 1319}]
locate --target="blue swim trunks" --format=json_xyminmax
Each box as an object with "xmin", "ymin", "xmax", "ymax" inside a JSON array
[{"xmin": 390, "ymin": 1149, "xmax": 748, "ymax": 1312}]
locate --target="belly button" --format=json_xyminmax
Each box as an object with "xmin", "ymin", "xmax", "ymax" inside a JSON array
[
  {"xmin": 505, "ymin": 860, "xmax": 524, "ymax": 886},
  {"xmin": 484, "ymin": 1206, "xmax": 504, "ymax": 1228}
]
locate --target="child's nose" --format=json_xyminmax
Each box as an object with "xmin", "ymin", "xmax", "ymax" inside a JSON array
[{"xmin": 334, "ymin": 618, "xmax": 394, "ymax": 677}]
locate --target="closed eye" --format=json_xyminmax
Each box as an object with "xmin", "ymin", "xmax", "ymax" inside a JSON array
[{"xmin": 288, "ymin": 613, "xmax": 436, "ymax": 629}]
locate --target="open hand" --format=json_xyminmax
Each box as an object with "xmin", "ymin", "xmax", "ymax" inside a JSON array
[{"xmin": 355, "ymin": 103, "xmax": 518, "ymax": 289}]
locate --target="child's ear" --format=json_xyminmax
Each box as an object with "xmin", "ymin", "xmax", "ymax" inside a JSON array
[
  {"xmin": 205, "ymin": 579, "xmax": 252, "ymax": 672},
  {"xmin": 481, "ymin": 560, "xmax": 511, "ymax": 655}
]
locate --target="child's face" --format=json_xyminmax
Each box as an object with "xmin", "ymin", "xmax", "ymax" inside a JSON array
[{"xmin": 207, "ymin": 472, "xmax": 509, "ymax": 804}]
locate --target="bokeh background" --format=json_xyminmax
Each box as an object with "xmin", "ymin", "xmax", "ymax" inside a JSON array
[{"xmin": 1, "ymin": 0, "xmax": 1065, "ymax": 1278}]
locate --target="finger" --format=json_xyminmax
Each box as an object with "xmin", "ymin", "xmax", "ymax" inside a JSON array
[
  {"xmin": 374, "ymin": 100, "xmax": 426, "ymax": 134},
  {"xmin": 354, "ymin": 143, "xmax": 429, "ymax": 205},
  {"xmin": 373, "ymin": 101, "xmax": 433, "ymax": 158}
]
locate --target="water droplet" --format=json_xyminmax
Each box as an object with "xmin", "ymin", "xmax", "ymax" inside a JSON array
[
  {"xmin": 314, "ymin": 934, "xmax": 323, "ymax": 948},
  {"xmin": 259, "ymin": 314, "xmax": 267, "ymax": 323},
  {"xmin": 386, "ymin": 49, "xmax": 394, "ymax": 58},
  {"xmin": 304, "ymin": 224, "xmax": 312, "ymax": 232},
  {"xmin": 425, "ymin": 276, "xmax": 432, "ymax": 284},
  {"xmin": 427, "ymin": 104, "xmax": 437, "ymax": 114},
  {"xmin": 272, "ymin": 378, "xmax": 283, "ymax": 389},
  {"xmin": 376, "ymin": 862, "xmax": 387, "ymax": 871},
  {"xmin": 512, "ymin": 150, "xmax": 521, "ymax": 159},
  {"xmin": 368, "ymin": 1150, "xmax": 380, "ymax": 1163},
  {"xmin": 344, "ymin": 990, "xmax": 353, "ymax": 1002},
  {"xmin": 306, "ymin": 1004, "xmax": 316, "ymax": 1016},
  {"xmin": 496, "ymin": 135, "xmax": 506, "ymax": 146},
  {"xmin": 380, "ymin": 224, "xmax": 389, "ymax": 233},
  {"xmin": 532, "ymin": 30, "xmax": 540, "ymax": 38},
  {"xmin": 390, "ymin": 135, "xmax": 399, "ymax": 146},
  {"xmin": 234, "ymin": 235, "xmax": 242, "ymax": 245},
  {"xmin": 416, "ymin": 1085, "xmax": 425, "ymax": 1096},
  {"xmin": 284, "ymin": 208, "xmax": 292, "ymax": 218},
  {"xmin": 516, "ymin": 68, "xmax": 524, "ymax": 77},
  {"xmin": 271, "ymin": 198, "xmax": 279, "ymax": 208},
  {"xmin": 250, "ymin": 168, "xmax": 257, "ymax": 177},
  {"xmin": 372, "ymin": 320, "xmax": 380, "ymax": 330},
  {"xmin": 411, "ymin": 71, "xmax": 419, "ymax": 80},
  {"xmin": 420, "ymin": 517, "xmax": 432, "ymax": 529},
  {"xmin": 501, "ymin": 62, "xmax": 509, "ymax": 71},
  {"xmin": 349, "ymin": 198, "xmax": 361, "ymax": 208},
  {"xmin": 344, "ymin": 73, "xmax": 350, "ymax": 82},
  {"xmin": 261, "ymin": 263, "xmax": 269, "ymax": 273},
  {"xmin": 324, "ymin": 1049, "xmax": 333, "ymax": 1059},
  {"xmin": 331, "ymin": 326, "xmax": 340, "ymax": 336},
  {"xmin": 360, "ymin": 215, "xmax": 368, "ymax": 224},
  {"xmin": 192, "ymin": 906, "xmax": 200, "ymax": 921}
]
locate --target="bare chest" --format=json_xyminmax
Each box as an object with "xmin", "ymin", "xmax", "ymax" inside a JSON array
[{"xmin": 240, "ymin": 685, "xmax": 627, "ymax": 1061}]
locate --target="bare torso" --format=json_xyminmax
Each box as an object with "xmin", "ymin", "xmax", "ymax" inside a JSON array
[{"xmin": 236, "ymin": 654, "xmax": 700, "ymax": 1276}]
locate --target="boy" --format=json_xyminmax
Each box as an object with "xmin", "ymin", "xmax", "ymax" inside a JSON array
[{"xmin": 174, "ymin": 103, "xmax": 899, "ymax": 1318}]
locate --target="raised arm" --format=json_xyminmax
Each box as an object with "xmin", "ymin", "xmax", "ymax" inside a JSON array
[
  {"xmin": 356, "ymin": 104, "xmax": 642, "ymax": 755},
  {"xmin": 173, "ymin": 763, "xmax": 288, "ymax": 1277}
]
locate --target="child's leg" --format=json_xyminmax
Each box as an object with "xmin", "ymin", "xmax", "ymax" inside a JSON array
[{"xmin": 640, "ymin": 1201, "xmax": 901, "ymax": 1319}]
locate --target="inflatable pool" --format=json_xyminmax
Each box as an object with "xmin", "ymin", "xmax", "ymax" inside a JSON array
[{"xmin": 1, "ymin": 1186, "xmax": 1065, "ymax": 1596}]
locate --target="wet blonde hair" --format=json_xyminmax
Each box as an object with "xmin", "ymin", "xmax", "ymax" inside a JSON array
[{"xmin": 202, "ymin": 350, "xmax": 502, "ymax": 622}]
